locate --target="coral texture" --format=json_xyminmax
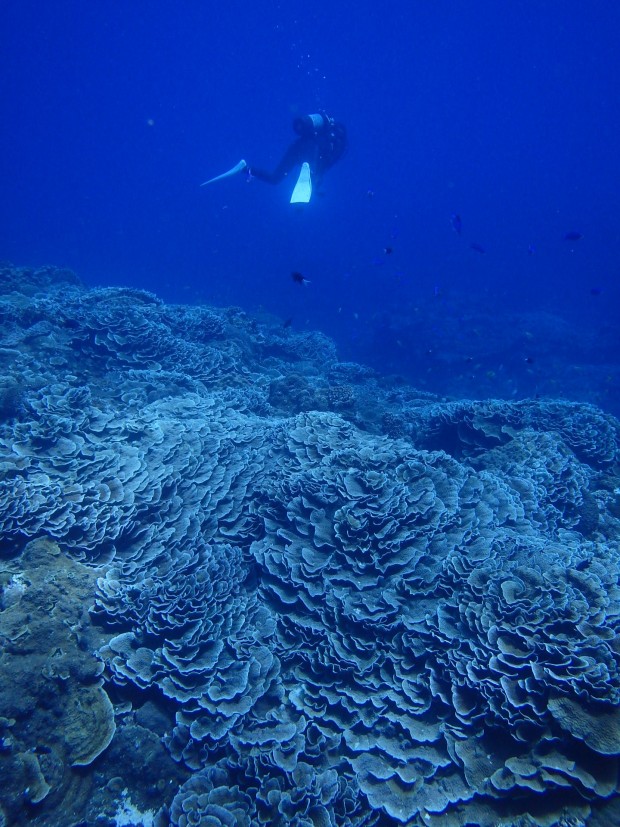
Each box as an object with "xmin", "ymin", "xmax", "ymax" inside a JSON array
[{"xmin": 0, "ymin": 265, "xmax": 619, "ymax": 826}]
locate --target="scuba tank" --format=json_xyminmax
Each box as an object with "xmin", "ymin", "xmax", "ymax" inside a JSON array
[{"xmin": 293, "ymin": 112, "xmax": 333, "ymax": 136}]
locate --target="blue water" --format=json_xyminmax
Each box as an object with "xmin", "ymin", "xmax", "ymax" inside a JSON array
[{"xmin": 1, "ymin": 0, "xmax": 619, "ymax": 407}]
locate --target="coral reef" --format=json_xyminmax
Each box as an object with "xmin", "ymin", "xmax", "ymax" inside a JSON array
[
  {"xmin": 0, "ymin": 538, "xmax": 112, "ymax": 824},
  {"xmin": 0, "ymin": 264, "xmax": 619, "ymax": 826}
]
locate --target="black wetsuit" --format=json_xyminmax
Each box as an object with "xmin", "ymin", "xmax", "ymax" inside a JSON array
[{"xmin": 248, "ymin": 114, "xmax": 346, "ymax": 188}]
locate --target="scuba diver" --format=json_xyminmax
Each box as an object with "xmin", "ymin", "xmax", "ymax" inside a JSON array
[{"xmin": 201, "ymin": 112, "xmax": 347, "ymax": 203}]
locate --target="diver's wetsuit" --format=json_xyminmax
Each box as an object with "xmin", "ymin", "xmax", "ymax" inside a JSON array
[{"xmin": 248, "ymin": 112, "xmax": 346, "ymax": 188}]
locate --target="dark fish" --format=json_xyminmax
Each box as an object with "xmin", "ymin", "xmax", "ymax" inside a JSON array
[
  {"xmin": 291, "ymin": 271, "xmax": 311, "ymax": 286},
  {"xmin": 527, "ymin": 244, "xmax": 535, "ymax": 255},
  {"xmin": 282, "ymin": 317, "xmax": 293, "ymax": 328},
  {"xmin": 470, "ymin": 242, "xmax": 486, "ymax": 254},
  {"xmin": 450, "ymin": 213, "xmax": 462, "ymax": 234},
  {"xmin": 383, "ymin": 246, "xmax": 393, "ymax": 255},
  {"xmin": 524, "ymin": 356, "xmax": 535, "ymax": 364},
  {"xmin": 564, "ymin": 231, "xmax": 583, "ymax": 241},
  {"xmin": 590, "ymin": 287, "xmax": 602, "ymax": 296}
]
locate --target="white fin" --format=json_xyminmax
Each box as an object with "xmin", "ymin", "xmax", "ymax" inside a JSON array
[
  {"xmin": 290, "ymin": 162, "xmax": 312, "ymax": 203},
  {"xmin": 201, "ymin": 159, "xmax": 247, "ymax": 186}
]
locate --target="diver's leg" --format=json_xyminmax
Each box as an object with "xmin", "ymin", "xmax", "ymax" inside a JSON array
[
  {"xmin": 249, "ymin": 139, "xmax": 305, "ymax": 184},
  {"xmin": 247, "ymin": 166, "xmax": 282, "ymax": 184}
]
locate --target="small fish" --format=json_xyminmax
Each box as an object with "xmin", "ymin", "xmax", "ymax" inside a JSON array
[
  {"xmin": 450, "ymin": 213, "xmax": 462, "ymax": 235},
  {"xmin": 527, "ymin": 244, "xmax": 535, "ymax": 255},
  {"xmin": 383, "ymin": 246, "xmax": 393, "ymax": 255},
  {"xmin": 564, "ymin": 231, "xmax": 583, "ymax": 241},
  {"xmin": 470, "ymin": 242, "xmax": 486, "ymax": 254},
  {"xmin": 291, "ymin": 271, "xmax": 311, "ymax": 286}
]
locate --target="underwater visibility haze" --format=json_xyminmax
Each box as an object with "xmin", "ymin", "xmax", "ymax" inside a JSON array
[{"xmin": 1, "ymin": 2, "xmax": 620, "ymax": 825}]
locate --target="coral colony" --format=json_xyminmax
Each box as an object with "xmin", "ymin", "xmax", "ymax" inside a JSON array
[{"xmin": 0, "ymin": 264, "xmax": 619, "ymax": 826}]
